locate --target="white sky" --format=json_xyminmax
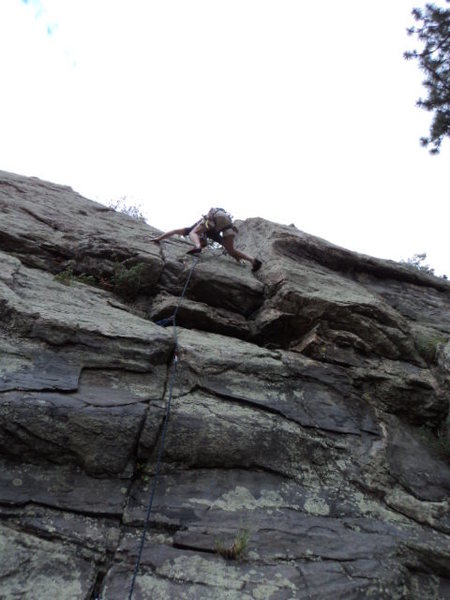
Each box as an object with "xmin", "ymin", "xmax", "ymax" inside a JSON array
[{"xmin": 1, "ymin": 0, "xmax": 449, "ymax": 276}]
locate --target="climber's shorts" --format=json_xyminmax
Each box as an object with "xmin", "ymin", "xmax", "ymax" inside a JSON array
[{"xmin": 183, "ymin": 221, "xmax": 201, "ymax": 236}]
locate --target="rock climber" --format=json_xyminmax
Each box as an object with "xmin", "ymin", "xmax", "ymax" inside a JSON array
[{"xmin": 152, "ymin": 207, "xmax": 262, "ymax": 272}]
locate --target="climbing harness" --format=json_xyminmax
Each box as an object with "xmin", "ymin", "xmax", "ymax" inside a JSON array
[{"xmin": 127, "ymin": 255, "xmax": 200, "ymax": 600}]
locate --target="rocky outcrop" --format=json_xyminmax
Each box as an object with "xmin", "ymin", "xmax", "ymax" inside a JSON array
[{"xmin": 0, "ymin": 170, "xmax": 449, "ymax": 599}]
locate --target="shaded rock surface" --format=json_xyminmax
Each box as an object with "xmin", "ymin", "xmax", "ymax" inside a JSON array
[{"xmin": 0, "ymin": 170, "xmax": 449, "ymax": 599}]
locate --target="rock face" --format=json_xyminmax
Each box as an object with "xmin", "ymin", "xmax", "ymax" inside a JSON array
[{"xmin": 0, "ymin": 169, "xmax": 449, "ymax": 600}]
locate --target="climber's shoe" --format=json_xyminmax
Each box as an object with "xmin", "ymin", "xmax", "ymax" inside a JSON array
[
  {"xmin": 186, "ymin": 247, "xmax": 202, "ymax": 255},
  {"xmin": 252, "ymin": 258, "xmax": 262, "ymax": 272}
]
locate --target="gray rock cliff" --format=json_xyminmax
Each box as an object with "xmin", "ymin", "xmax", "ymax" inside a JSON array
[{"xmin": 0, "ymin": 170, "xmax": 449, "ymax": 599}]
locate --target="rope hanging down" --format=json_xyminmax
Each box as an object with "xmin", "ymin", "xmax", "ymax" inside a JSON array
[{"xmin": 127, "ymin": 256, "xmax": 200, "ymax": 600}]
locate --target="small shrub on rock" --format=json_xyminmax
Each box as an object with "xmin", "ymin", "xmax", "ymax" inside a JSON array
[
  {"xmin": 112, "ymin": 262, "xmax": 146, "ymax": 299},
  {"xmin": 414, "ymin": 332, "xmax": 448, "ymax": 364},
  {"xmin": 54, "ymin": 265, "xmax": 98, "ymax": 288},
  {"xmin": 215, "ymin": 529, "xmax": 250, "ymax": 560}
]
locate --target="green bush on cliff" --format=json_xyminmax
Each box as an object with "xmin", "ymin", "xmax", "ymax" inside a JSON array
[
  {"xmin": 54, "ymin": 261, "xmax": 147, "ymax": 299},
  {"xmin": 54, "ymin": 265, "xmax": 98, "ymax": 287},
  {"xmin": 54, "ymin": 265, "xmax": 75, "ymax": 285},
  {"xmin": 112, "ymin": 262, "xmax": 146, "ymax": 299},
  {"xmin": 414, "ymin": 331, "xmax": 447, "ymax": 364}
]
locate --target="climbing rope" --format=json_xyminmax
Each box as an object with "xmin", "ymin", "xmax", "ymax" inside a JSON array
[{"xmin": 127, "ymin": 256, "xmax": 199, "ymax": 600}]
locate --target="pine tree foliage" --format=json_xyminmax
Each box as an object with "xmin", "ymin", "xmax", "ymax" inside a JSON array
[
  {"xmin": 401, "ymin": 253, "xmax": 449, "ymax": 279},
  {"xmin": 108, "ymin": 197, "xmax": 146, "ymax": 222},
  {"xmin": 405, "ymin": 2, "xmax": 450, "ymax": 153},
  {"xmin": 402, "ymin": 252, "xmax": 435, "ymax": 274}
]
